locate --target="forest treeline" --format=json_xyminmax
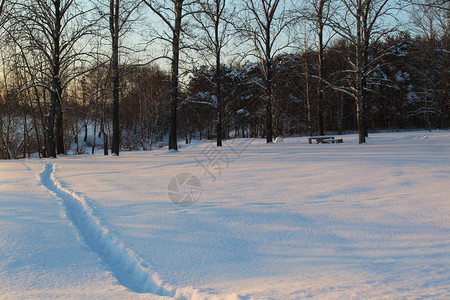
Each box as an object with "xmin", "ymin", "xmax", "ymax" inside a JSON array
[{"xmin": 0, "ymin": 0, "xmax": 448, "ymax": 159}]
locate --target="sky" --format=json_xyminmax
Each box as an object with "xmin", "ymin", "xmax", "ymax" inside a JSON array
[{"xmin": 119, "ymin": 0, "xmax": 424, "ymax": 72}]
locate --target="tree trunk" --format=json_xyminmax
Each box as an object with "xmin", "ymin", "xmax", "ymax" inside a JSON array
[
  {"xmin": 304, "ymin": 61, "xmax": 312, "ymax": 136},
  {"xmin": 48, "ymin": 0, "xmax": 65, "ymax": 157},
  {"xmin": 356, "ymin": 0, "xmax": 366, "ymax": 144},
  {"xmin": 55, "ymin": 96, "xmax": 65, "ymax": 154},
  {"xmin": 216, "ymin": 53, "xmax": 223, "ymax": 147},
  {"xmin": 266, "ymin": 96, "xmax": 273, "ymax": 142},
  {"xmin": 265, "ymin": 28, "xmax": 273, "ymax": 143},
  {"xmin": 317, "ymin": 104, "xmax": 324, "ymax": 135},
  {"xmin": 168, "ymin": 0, "xmax": 183, "ymax": 151},
  {"xmin": 92, "ymin": 119, "xmax": 97, "ymax": 154},
  {"xmin": 185, "ymin": 115, "xmax": 189, "ymax": 144},
  {"xmin": 55, "ymin": 2, "xmax": 64, "ymax": 155},
  {"xmin": 317, "ymin": 0, "xmax": 325, "ymax": 136},
  {"xmin": 215, "ymin": 4, "xmax": 223, "ymax": 147},
  {"xmin": 47, "ymin": 95, "xmax": 57, "ymax": 158},
  {"xmin": 111, "ymin": 0, "xmax": 120, "ymax": 155}
]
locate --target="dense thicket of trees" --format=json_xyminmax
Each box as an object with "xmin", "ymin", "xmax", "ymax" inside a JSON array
[{"xmin": 0, "ymin": 0, "xmax": 448, "ymax": 159}]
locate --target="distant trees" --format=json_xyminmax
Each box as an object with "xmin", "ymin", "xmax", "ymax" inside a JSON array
[
  {"xmin": 120, "ymin": 65, "xmax": 171, "ymax": 150},
  {"xmin": 186, "ymin": 32, "xmax": 448, "ymax": 141},
  {"xmin": 192, "ymin": 0, "xmax": 233, "ymax": 147},
  {"xmin": 186, "ymin": 64, "xmax": 259, "ymax": 140},
  {"xmin": 9, "ymin": 0, "xmax": 97, "ymax": 157},
  {"xmin": 0, "ymin": 0, "xmax": 448, "ymax": 159},
  {"xmin": 239, "ymin": 0, "xmax": 294, "ymax": 143},
  {"xmin": 407, "ymin": 2, "xmax": 449, "ymax": 129}
]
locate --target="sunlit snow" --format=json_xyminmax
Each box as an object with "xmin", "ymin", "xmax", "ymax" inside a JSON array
[{"xmin": 1, "ymin": 131, "xmax": 449, "ymax": 299}]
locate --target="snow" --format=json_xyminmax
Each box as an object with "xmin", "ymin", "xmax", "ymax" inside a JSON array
[
  {"xmin": 407, "ymin": 91, "xmax": 421, "ymax": 103},
  {"xmin": 235, "ymin": 109, "xmax": 249, "ymax": 116},
  {"xmin": 226, "ymin": 69, "xmax": 244, "ymax": 80},
  {"xmin": 1, "ymin": 131, "xmax": 449, "ymax": 299},
  {"xmin": 394, "ymin": 70, "xmax": 410, "ymax": 83},
  {"xmin": 274, "ymin": 137, "xmax": 284, "ymax": 143}
]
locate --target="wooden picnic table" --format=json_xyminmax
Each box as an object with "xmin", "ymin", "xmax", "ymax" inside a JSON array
[
  {"xmin": 308, "ymin": 136, "xmax": 334, "ymax": 144},
  {"xmin": 308, "ymin": 136, "xmax": 343, "ymax": 144}
]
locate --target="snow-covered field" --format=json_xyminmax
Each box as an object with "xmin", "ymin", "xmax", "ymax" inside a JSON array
[{"xmin": 1, "ymin": 131, "xmax": 449, "ymax": 299}]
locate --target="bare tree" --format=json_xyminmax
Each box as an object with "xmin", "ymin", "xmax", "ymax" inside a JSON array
[
  {"xmin": 94, "ymin": 0, "xmax": 141, "ymax": 156},
  {"xmin": 313, "ymin": 0, "xmax": 329, "ymax": 136},
  {"xmin": 192, "ymin": 0, "xmax": 234, "ymax": 147},
  {"xmin": 329, "ymin": 0, "xmax": 397, "ymax": 143},
  {"xmin": 11, "ymin": 0, "xmax": 97, "ymax": 157},
  {"xmin": 300, "ymin": 0, "xmax": 334, "ymax": 136},
  {"xmin": 143, "ymin": 0, "xmax": 199, "ymax": 151},
  {"xmin": 239, "ymin": 0, "xmax": 294, "ymax": 143},
  {"xmin": 108, "ymin": 0, "xmax": 139, "ymax": 155}
]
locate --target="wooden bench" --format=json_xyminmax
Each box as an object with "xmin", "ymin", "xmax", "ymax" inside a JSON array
[{"xmin": 308, "ymin": 136, "xmax": 343, "ymax": 144}]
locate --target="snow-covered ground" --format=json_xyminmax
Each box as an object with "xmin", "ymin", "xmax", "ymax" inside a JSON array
[{"xmin": 1, "ymin": 131, "xmax": 449, "ymax": 299}]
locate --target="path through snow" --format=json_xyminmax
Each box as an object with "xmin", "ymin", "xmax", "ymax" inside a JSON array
[{"xmin": 39, "ymin": 162, "xmax": 239, "ymax": 300}]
